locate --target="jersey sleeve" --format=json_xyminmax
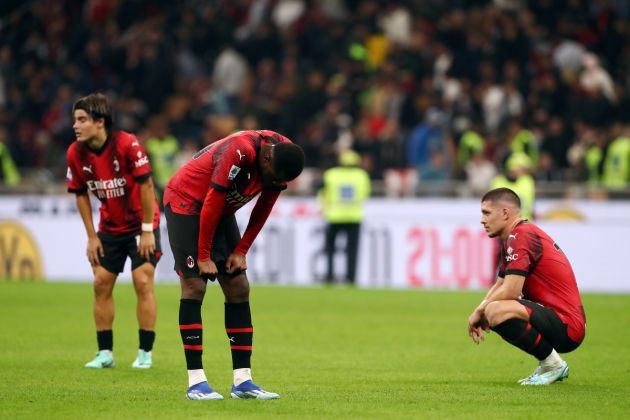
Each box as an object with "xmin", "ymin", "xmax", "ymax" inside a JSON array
[
  {"xmin": 125, "ymin": 135, "xmax": 153, "ymax": 179},
  {"xmin": 65, "ymin": 146, "xmax": 87, "ymax": 194}
]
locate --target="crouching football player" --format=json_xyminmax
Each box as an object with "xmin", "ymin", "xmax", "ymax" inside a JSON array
[{"xmin": 468, "ymin": 188, "xmax": 586, "ymax": 385}]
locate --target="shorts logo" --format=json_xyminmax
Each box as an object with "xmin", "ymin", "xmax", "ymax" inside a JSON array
[
  {"xmin": 228, "ymin": 165, "xmax": 241, "ymax": 181},
  {"xmin": 186, "ymin": 256, "xmax": 195, "ymax": 268}
]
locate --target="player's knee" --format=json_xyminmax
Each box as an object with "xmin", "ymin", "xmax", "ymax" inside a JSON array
[
  {"xmin": 133, "ymin": 277, "xmax": 154, "ymax": 297},
  {"xmin": 181, "ymin": 279, "xmax": 206, "ymax": 300},
  {"xmin": 484, "ymin": 301, "xmax": 504, "ymax": 327},
  {"xmin": 225, "ymin": 276, "xmax": 249, "ymax": 302},
  {"xmin": 93, "ymin": 276, "xmax": 114, "ymax": 299}
]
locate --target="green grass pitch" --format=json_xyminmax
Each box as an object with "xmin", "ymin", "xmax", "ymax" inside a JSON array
[{"xmin": 1, "ymin": 282, "xmax": 629, "ymax": 419}]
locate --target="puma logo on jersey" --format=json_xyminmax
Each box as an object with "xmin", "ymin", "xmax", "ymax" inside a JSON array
[
  {"xmin": 82, "ymin": 165, "xmax": 93, "ymax": 174},
  {"xmin": 508, "ymin": 234, "xmax": 518, "ymax": 240},
  {"xmin": 237, "ymin": 149, "xmax": 245, "ymax": 161}
]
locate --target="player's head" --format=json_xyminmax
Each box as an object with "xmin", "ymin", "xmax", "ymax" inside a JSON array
[
  {"xmin": 261, "ymin": 142, "xmax": 305, "ymax": 186},
  {"xmin": 480, "ymin": 188, "xmax": 521, "ymax": 238},
  {"xmin": 72, "ymin": 93, "xmax": 113, "ymax": 142}
]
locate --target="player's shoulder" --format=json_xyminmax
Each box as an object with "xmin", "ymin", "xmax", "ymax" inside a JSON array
[
  {"xmin": 112, "ymin": 130, "xmax": 141, "ymax": 147},
  {"xmin": 225, "ymin": 130, "xmax": 258, "ymax": 146},
  {"xmin": 66, "ymin": 141, "xmax": 84, "ymax": 161},
  {"xmin": 259, "ymin": 129, "xmax": 291, "ymax": 144}
]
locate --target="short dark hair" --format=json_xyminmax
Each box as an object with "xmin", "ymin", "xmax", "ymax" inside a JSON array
[
  {"xmin": 72, "ymin": 93, "xmax": 113, "ymax": 134},
  {"xmin": 481, "ymin": 187, "xmax": 521, "ymax": 208},
  {"xmin": 272, "ymin": 142, "xmax": 305, "ymax": 181}
]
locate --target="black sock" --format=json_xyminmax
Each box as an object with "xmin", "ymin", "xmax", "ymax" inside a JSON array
[
  {"xmin": 225, "ymin": 302, "xmax": 253, "ymax": 369},
  {"xmin": 97, "ymin": 330, "xmax": 113, "ymax": 351},
  {"xmin": 492, "ymin": 318, "xmax": 553, "ymax": 360},
  {"xmin": 139, "ymin": 329, "xmax": 155, "ymax": 352},
  {"xmin": 179, "ymin": 299, "xmax": 203, "ymax": 370}
]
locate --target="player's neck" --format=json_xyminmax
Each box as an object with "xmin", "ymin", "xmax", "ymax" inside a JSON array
[
  {"xmin": 501, "ymin": 217, "xmax": 523, "ymax": 240},
  {"xmin": 86, "ymin": 131, "xmax": 108, "ymax": 150}
]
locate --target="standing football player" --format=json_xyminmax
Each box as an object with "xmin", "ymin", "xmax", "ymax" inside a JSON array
[
  {"xmin": 163, "ymin": 130, "xmax": 304, "ymax": 400},
  {"xmin": 468, "ymin": 187, "xmax": 586, "ymax": 385},
  {"xmin": 66, "ymin": 93, "xmax": 161, "ymax": 369}
]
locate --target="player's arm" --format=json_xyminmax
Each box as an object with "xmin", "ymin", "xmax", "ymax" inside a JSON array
[
  {"xmin": 468, "ymin": 274, "xmax": 525, "ymax": 344},
  {"xmin": 75, "ymin": 192, "xmax": 103, "ymax": 266},
  {"xmin": 198, "ymin": 186, "xmax": 227, "ymax": 279},
  {"xmin": 226, "ymin": 189, "xmax": 281, "ymax": 273},
  {"xmin": 137, "ymin": 176, "xmax": 156, "ymax": 260},
  {"xmin": 477, "ymin": 274, "xmax": 525, "ymax": 312}
]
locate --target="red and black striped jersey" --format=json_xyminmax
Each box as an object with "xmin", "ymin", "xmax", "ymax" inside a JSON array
[
  {"xmin": 164, "ymin": 130, "xmax": 288, "ymax": 216},
  {"xmin": 499, "ymin": 221, "xmax": 586, "ymax": 342},
  {"xmin": 66, "ymin": 130, "xmax": 160, "ymax": 235}
]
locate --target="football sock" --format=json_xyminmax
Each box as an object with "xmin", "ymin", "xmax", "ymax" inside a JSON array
[
  {"xmin": 492, "ymin": 318, "xmax": 553, "ymax": 360},
  {"xmin": 225, "ymin": 301, "xmax": 253, "ymax": 369},
  {"xmin": 188, "ymin": 369, "xmax": 208, "ymax": 388},
  {"xmin": 234, "ymin": 368, "xmax": 252, "ymax": 386},
  {"xmin": 139, "ymin": 329, "xmax": 155, "ymax": 352},
  {"xmin": 179, "ymin": 299, "xmax": 203, "ymax": 370},
  {"xmin": 541, "ymin": 349, "xmax": 563, "ymax": 370},
  {"xmin": 97, "ymin": 330, "xmax": 113, "ymax": 351}
]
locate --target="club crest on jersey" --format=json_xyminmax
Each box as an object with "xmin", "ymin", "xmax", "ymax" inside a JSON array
[
  {"xmin": 228, "ymin": 165, "xmax": 241, "ymax": 181},
  {"xmin": 505, "ymin": 246, "xmax": 518, "ymax": 262},
  {"xmin": 113, "ymin": 158, "xmax": 120, "ymax": 172}
]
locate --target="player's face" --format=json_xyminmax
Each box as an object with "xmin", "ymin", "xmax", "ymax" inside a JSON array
[
  {"xmin": 260, "ymin": 153, "xmax": 288, "ymax": 187},
  {"xmin": 73, "ymin": 109, "xmax": 103, "ymax": 143},
  {"xmin": 480, "ymin": 200, "xmax": 505, "ymax": 238}
]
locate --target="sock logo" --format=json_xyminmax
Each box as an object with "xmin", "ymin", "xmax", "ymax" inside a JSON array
[
  {"xmin": 186, "ymin": 336, "xmax": 200, "ymax": 340},
  {"xmin": 229, "ymin": 336, "xmax": 235, "ymax": 342}
]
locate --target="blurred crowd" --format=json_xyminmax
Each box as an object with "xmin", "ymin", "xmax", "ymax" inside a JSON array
[{"xmin": 1, "ymin": 0, "xmax": 630, "ymax": 196}]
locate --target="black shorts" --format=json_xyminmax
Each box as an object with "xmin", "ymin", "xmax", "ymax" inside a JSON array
[
  {"xmin": 519, "ymin": 299, "xmax": 581, "ymax": 353},
  {"xmin": 97, "ymin": 229, "xmax": 162, "ymax": 274},
  {"xmin": 164, "ymin": 204, "xmax": 241, "ymax": 280}
]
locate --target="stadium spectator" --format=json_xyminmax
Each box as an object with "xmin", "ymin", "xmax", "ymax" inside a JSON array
[
  {"xmin": 319, "ymin": 149, "xmax": 371, "ymax": 285},
  {"xmin": 163, "ymin": 130, "xmax": 304, "ymax": 400},
  {"xmin": 65, "ymin": 93, "xmax": 161, "ymax": 369},
  {"xmin": 601, "ymin": 125, "xmax": 630, "ymax": 190},
  {"xmin": 0, "ymin": 126, "xmax": 21, "ymax": 187},
  {"xmin": 468, "ymin": 187, "xmax": 586, "ymax": 385},
  {"xmin": 1, "ymin": 1, "xmax": 630, "ymax": 196}
]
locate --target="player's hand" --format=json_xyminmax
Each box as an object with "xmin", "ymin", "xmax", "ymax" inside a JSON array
[
  {"xmin": 198, "ymin": 258, "xmax": 218, "ymax": 281},
  {"xmin": 469, "ymin": 325, "xmax": 486, "ymax": 345},
  {"xmin": 467, "ymin": 309, "xmax": 487, "ymax": 345},
  {"xmin": 138, "ymin": 231, "xmax": 155, "ymax": 261},
  {"xmin": 87, "ymin": 236, "xmax": 104, "ymax": 266},
  {"xmin": 225, "ymin": 252, "xmax": 247, "ymax": 274}
]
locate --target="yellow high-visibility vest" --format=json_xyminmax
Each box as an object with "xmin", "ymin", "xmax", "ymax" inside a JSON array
[
  {"xmin": 319, "ymin": 166, "xmax": 371, "ymax": 223},
  {"xmin": 602, "ymin": 136, "xmax": 630, "ymax": 190}
]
